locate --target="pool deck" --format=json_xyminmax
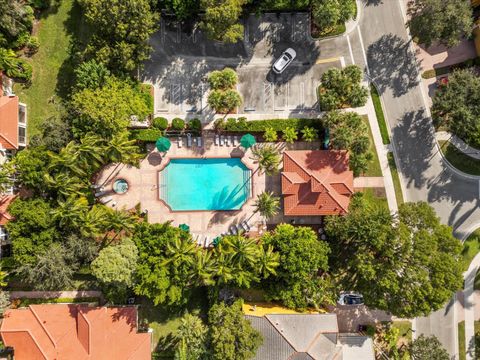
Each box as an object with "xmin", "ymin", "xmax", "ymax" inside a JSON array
[{"xmin": 95, "ymin": 135, "xmax": 267, "ymax": 238}]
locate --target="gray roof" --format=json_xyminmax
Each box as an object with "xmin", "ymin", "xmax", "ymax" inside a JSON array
[
  {"xmin": 246, "ymin": 316, "xmax": 295, "ymax": 360},
  {"xmin": 265, "ymin": 314, "xmax": 339, "ymax": 351},
  {"xmin": 338, "ymin": 335, "xmax": 375, "ymax": 360},
  {"xmin": 308, "ymin": 333, "xmax": 339, "ymax": 360}
]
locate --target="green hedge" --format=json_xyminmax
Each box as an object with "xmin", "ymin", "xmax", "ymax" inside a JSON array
[
  {"xmin": 130, "ymin": 129, "xmax": 163, "ymax": 142},
  {"xmin": 16, "ymin": 297, "xmax": 99, "ymax": 307},
  {"xmin": 0, "ymin": 257, "xmax": 15, "ymax": 270},
  {"xmin": 216, "ymin": 117, "xmax": 324, "ymax": 133}
]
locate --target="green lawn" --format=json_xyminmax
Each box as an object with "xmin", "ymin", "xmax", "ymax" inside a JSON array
[
  {"xmin": 138, "ymin": 288, "xmax": 209, "ymax": 358},
  {"xmin": 462, "ymin": 229, "xmax": 480, "ymax": 271},
  {"xmin": 370, "ymin": 84, "xmax": 390, "ymax": 145},
  {"xmin": 362, "ymin": 188, "xmax": 388, "ymax": 211},
  {"xmin": 392, "ymin": 320, "xmax": 412, "ymax": 342},
  {"xmin": 14, "ymin": 0, "xmax": 82, "ymax": 138},
  {"xmin": 458, "ymin": 321, "xmax": 480, "ymax": 360},
  {"xmin": 438, "ymin": 140, "xmax": 480, "ymax": 176},
  {"xmin": 459, "ymin": 321, "xmax": 466, "ymax": 360},
  {"xmin": 362, "ymin": 115, "xmax": 382, "ymax": 177},
  {"xmin": 387, "ymin": 152, "xmax": 404, "ymax": 205}
]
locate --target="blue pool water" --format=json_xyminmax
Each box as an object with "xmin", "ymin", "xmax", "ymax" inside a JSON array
[{"xmin": 159, "ymin": 158, "xmax": 251, "ymax": 211}]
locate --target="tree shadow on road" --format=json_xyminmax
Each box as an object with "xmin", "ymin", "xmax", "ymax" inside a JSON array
[
  {"xmin": 392, "ymin": 109, "xmax": 433, "ymax": 190},
  {"xmin": 367, "ymin": 34, "xmax": 420, "ymax": 98},
  {"xmin": 362, "ymin": 0, "xmax": 383, "ymax": 6}
]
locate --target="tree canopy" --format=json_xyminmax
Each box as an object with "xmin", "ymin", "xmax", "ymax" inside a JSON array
[
  {"xmin": 409, "ymin": 334, "xmax": 449, "ymax": 360},
  {"xmin": 79, "ymin": 0, "xmax": 159, "ymax": 73},
  {"xmin": 319, "ymin": 65, "xmax": 368, "ymax": 110},
  {"xmin": 200, "ymin": 0, "xmax": 246, "ymax": 43},
  {"xmin": 261, "ymin": 224, "xmax": 333, "ymax": 310},
  {"xmin": 208, "ymin": 300, "xmax": 263, "ymax": 360},
  {"xmin": 311, "ymin": 0, "xmax": 356, "ymax": 33},
  {"xmin": 325, "ymin": 196, "xmax": 463, "ymax": 317},
  {"xmin": 322, "ymin": 111, "xmax": 372, "ymax": 176},
  {"xmin": 70, "ymin": 77, "xmax": 151, "ymax": 139},
  {"xmin": 431, "ymin": 69, "xmax": 480, "ymax": 148},
  {"xmin": 407, "ymin": 0, "xmax": 472, "ymax": 48}
]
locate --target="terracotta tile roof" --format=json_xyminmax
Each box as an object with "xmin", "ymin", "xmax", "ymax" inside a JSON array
[
  {"xmin": 0, "ymin": 94, "xmax": 19, "ymax": 150},
  {"xmin": 0, "ymin": 304, "xmax": 151, "ymax": 360},
  {"xmin": 0, "ymin": 195, "xmax": 16, "ymax": 226},
  {"xmin": 281, "ymin": 151, "xmax": 354, "ymax": 216}
]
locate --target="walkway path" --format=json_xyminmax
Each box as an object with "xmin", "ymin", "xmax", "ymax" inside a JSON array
[
  {"xmin": 436, "ymin": 131, "xmax": 480, "ymax": 161},
  {"xmin": 464, "ymin": 252, "xmax": 480, "ymax": 360}
]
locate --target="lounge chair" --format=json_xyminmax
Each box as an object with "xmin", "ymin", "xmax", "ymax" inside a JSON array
[
  {"xmin": 241, "ymin": 220, "xmax": 251, "ymax": 232},
  {"xmin": 197, "ymin": 137, "xmax": 203, "ymax": 147},
  {"xmin": 99, "ymin": 196, "xmax": 113, "ymax": 204},
  {"xmin": 197, "ymin": 236, "xmax": 203, "ymax": 247},
  {"xmin": 220, "ymin": 135, "xmax": 225, "ymax": 146},
  {"xmin": 206, "ymin": 237, "xmax": 213, "ymax": 248},
  {"xmin": 215, "ymin": 134, "xmax": 219, "ymax": 146},
  {"xmin": 187, "ymin": 134, "xmax": 192, "ymax": 147},
  {"xmin": 226, "ymin": 136, "xmax": 230, "ymax": 146},
  {"xmin": 178, "ymin": 137, "xmax": 183, "ymax": 148},
  {"xmin": 229, "ymin": 225, "xmax": 238, "ymax": 235},
  {"xmin": 94, "ymin": 190, "xmax": 108, "ymax": 198},
  {"xmin": 233, "ymin": 136, "xmax": 238, "ymax": 146}
]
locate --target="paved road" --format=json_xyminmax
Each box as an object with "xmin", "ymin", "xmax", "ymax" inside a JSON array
[{"xmin": 347, "ymin": 0, "xmax": 480, "ymax": 357}]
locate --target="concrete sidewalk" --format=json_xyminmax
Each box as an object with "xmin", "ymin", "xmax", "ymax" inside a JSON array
[
  {"xmin": 463, "ymin": 253, "xmax": 480, "ymax": 360},
  {"xmin": 436, "ymin": 131, "xmax": 480, "ymax": 160}
]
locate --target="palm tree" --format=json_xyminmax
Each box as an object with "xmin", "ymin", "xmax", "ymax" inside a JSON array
[
  {"xmin": 100, "ymin": 208, "xmax": 137, "ymax": 247},
  {"xmin": 51, "ymin": 196, "xmax": 89, "ymax": 229},
  {"xmin": 194, "ymin": 250, "xmax": 217, "ymax": 286},
  {"xmin": 220, "ymin": 235, "xmax": 259, "ymax": 269},
  {"xmin": 212, "ymin": 252, "xmax": 235, "ymax": 285},
  {"xmin": 257, "ymin": 245, "xmax": 279, "ymax": 279},
  {"xmin": 106, "ymin": 132, "xmax": 143, "ymax": 166},
  {"xmin": 162, "ymin": 236, "xmax": 198, "ymax": 268},
  {"xmin": 250, "ymin": 144, "xmax": 281, "ymax": 175},
  {"xmin": 254, "ymin": 191, "xmax": 280, "ymax": 220},
  {"xmin": 0, "ymin": 48, "xmax": 17, "ymax": 74}
]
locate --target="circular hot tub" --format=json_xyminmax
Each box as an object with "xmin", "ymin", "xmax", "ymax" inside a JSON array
[{"xmin": 113, "ymin": 179, "xmax": 129, "ymax": 194}]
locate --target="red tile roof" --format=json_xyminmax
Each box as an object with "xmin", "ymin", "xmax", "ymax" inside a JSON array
[
  {"xmin": 0, "ymin": 195, "xmax": 16, "ymax": 226},
  {"xmin": 282, "ymin": 150, "xmax": 354, "ymax": 216},
  {"xmin": 0, "ymin": 304, "xmax": 151, "ymax": 360},
  {"xmin": 0, "ymin": 94, "xmax": 19, "ymax": 150}
]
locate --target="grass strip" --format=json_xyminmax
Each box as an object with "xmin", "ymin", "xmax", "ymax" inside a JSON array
[
  {"xmin": 14, "ymin": 297, "xmax": 99, "ymax": 307},
  {"xmin": 387, "ymin": 152, "xmax": 404, "ymax": 205},
  {"xmin": 361, "ymin": 115, "xmax": 382, "ymax": 177},
  {"xmin": 461, "ymin": 229, "xmax": 480, "ymax": 271},
  {"xmin": 459, "ymin": 321, "xmax": 466, "ymax": 360},
  {"xmin": 14, "ymin": 0, "xmax": 79, "ymax": 137},
  {"xmin": 370, "ymin": 84, "xmax": 390, "ymax": 144},
  {"xmin": 438, "ymin": 140, "xmax": 480, "ymax": 176}
]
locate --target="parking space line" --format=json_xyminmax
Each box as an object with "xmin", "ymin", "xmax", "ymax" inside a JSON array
[
  {"xmin": 347, "ymin": 35, "xmax": 355, "ymax": 65},
  {"xmin": 315, "ymin": 57, "xmax": 340, "ymax": 65}
]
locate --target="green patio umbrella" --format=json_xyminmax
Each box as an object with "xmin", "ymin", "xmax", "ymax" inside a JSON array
[
  {"xmin": 156, "ymin": 137, "xmax": 171, "ymax": 152},
  {"xmin": 179, "ymin": 224, "xmax": 190, "ymax": 232},
  {"xmin": 240, "ymin": 134, "xmax": 256, "ymax": 149},
  {"xmin": 213, "ymin": 236, "xmax": 222, "ymax": 247}
]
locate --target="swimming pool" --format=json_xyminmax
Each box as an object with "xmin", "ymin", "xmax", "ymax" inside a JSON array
[{"xmin": 158, "ymin": 158, "xmax": 251, "ymax": 211}]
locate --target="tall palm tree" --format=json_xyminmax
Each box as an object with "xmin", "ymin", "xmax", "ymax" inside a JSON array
[
  {"xmin": 162, "ymin": 236, "xmax": 198, "ymax": 268},
  {"xmin": 44, "ymin": 173, "xmax": 89, "ymax": 199},
  {"xmin": 257, "ymin": 245, "xmax": 279, "ymax": 279},
  {"xmin": 212, "ymin": 252, "xmax": 235, "ymax": 286},
  {"xmin": 194, "ymin": 250, "xmax": 217, "ymax": 286},
  {"xmin": 106, "ymin": 132, "xmax": 143, "ymax": 166},
  {"xmin": 51, "ymin": 196, "xmax": 89, "ymax": 229},
  {"xmin": 254, "ymin": 191, "xmax": 280, "ymax": 220},
  {"xmin": 220, "ymin": 235, "xmax": 259, "ymax": 269},
  {"xmin": 250, "ymin": 144, "xmax": 281, "ymax": 175},
  {"xmin": 100, "ymin": 208, "xmax": 137, "ymax": 247}
]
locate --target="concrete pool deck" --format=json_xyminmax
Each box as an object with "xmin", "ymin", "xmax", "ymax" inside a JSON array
[{"xmin": 95, "ymin": 135, "xmax": 266, "ymax": 237}]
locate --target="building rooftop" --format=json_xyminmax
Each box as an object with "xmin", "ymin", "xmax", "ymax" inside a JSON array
[
  {"xmin": 0, "ymin": 195, "xmax": 16, "ymax": 226},
  {"xmin": 0, "ymin": 304, "xmax": 151, "ymax": 360},
  {"xmin": 0, "ymin": 94, "xmax": 19, "ymax": 150},
  {"xmin": 282, "ymin": 150, "xmax": 354, "ymax": 216}
]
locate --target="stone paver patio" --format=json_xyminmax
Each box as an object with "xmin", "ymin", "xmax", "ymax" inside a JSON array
[{"xmin": 96, "ymin": 135, "xmax": 268, "ymax": 238}]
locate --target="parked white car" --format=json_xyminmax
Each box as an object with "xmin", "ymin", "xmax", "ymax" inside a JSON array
[
  {"xmin": 338, "ymin": 292, "xmax": 364, "ymax": 306},
  {"xmin": 272, "ymin": 48, "xmax": 296, "ymax": 74}
]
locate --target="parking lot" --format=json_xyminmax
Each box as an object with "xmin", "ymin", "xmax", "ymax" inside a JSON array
[{"xmin": 143, "ymin": 13, "xmax": 345, "ymax": 116}]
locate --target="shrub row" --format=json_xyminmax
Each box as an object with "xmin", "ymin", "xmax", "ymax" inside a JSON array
[
  {"xmin": 215, "ymin": 117, "xmax": 324, "ymax": 133},
  {"xmin": 14, "ymin": 297, "xmax": 100, "ymax": 308},
  {"xmin": 130, "ymin": 129, "xmax": 163, "ymax": 142},
  {"xmin": 152, "ymin": 117, "xmax": 202, "ymax": 132}
]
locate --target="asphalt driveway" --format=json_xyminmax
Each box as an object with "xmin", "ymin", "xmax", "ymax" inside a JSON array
[{"xmin": 142, "ymin": 13, "xmax": 344, "ymax": 117}]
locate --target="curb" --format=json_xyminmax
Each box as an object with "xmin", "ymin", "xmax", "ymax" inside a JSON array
[{"xmin": 434, "ymin": 137, "xmax": 480, "ymax": 181}]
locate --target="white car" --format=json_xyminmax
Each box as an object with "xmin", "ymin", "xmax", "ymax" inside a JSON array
[
  {"xmin": 272, "ymin": 48, "xmax": 296, "ymax": 74},
  {"xmin": 338, "ymin": 292, "xmax": 364, "ymax": 306}
]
